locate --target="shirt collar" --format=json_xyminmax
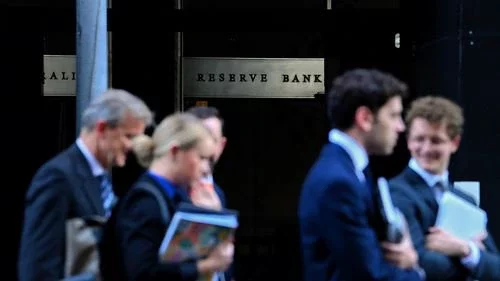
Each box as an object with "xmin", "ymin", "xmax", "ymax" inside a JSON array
[
  {"xmin": 328, "ymin": 129, "xmax": 369, "ymax": 173},
  {"xmin": 147, "ymin": 171, "xmax": 190, "ymax": 202},
  {"xmin": 408, "ymin": 158, "xmax": 449, "ymax": 187},
  {"xmin": 76, "ymin": 138, "xmax": 106, "ymax": 177}
]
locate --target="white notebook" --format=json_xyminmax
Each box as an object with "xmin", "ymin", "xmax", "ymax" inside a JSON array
[
  {"xmin": 453, "ymin": 181, "xmax": 480, "ymax": 206},
  {"xmin": 435, "ymin": 191, "xmax": 487, "ymax": 240}
]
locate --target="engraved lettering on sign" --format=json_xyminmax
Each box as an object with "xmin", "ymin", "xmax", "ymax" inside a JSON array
[
  {"xmin": 42, "ymin": 71, "xmax": 77, "ymax": 85},
  {"xmin": 196, "ymin": 73, "xmax": 322, "ymax": 84},
  {"xmin": 197, "ymin": 73, "xmax": 269, "ymax": 83},
  {"xmin": 183, "ymin": 58, "xmax": 325, "ymax": 98},
  {"xmin": 282, "ymin": 74, "xmax": 322, "ymax": 83}
]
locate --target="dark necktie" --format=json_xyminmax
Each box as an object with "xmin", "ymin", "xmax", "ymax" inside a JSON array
[
  {"xmin": 99, "ymin": 173, "xmax": 115, "ymax": 217},
  {"xmin": 363, "ymin": 166, "xmax": 376, "ymax": 199},
  {"xmin": 434, "ymin": 181, "xmax": 448, "ymax": 193},
  {"xmin": 434, "ymin": 181, "xmax": 449, "ymax": 202},
  {"xmin": 363, "ymin": 167, "xmax": 375, "ymax": 189}
]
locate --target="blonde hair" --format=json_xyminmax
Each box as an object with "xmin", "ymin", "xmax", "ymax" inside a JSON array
[{"xmin": 132, "ymin": 112, "xmax": 212, "ymax": 168}]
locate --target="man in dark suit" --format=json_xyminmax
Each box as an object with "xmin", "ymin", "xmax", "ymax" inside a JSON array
[
  {"xmin": 390, "ymin": 96, "xmax": 500, "ymax": 280},
  {"xmin": 187, "ymin": 106, "xmax": 234, "ymax": 281},
  {"xmin": 186, "ymin": 106, "xmax": 228, "ymax": 207},
  {"xmin": 18, "ymin": 89, "xmax": 153, "ymax": 281},
  {"xmin": 298, "ymin": 69, "xmax": 424, "ymax": 281}
]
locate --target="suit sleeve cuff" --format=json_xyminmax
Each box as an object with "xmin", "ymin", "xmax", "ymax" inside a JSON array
[
  {"xmin": 460, "ymin": 241, "xmax": 481, "ymax": 269},
  {"xmin": 180, "ymin": 260, "xmax": 199, "ymax": 281},
  {"xmin": 413, "ymin": 265, "xmax": 426, "ymax": 280}
]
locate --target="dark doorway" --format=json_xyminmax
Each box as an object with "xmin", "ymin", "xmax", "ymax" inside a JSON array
[{"xmin": 185, "ymin": 97, "xmax": 328, "ymax": 280}]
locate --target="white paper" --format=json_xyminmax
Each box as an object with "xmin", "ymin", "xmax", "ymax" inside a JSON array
[
  {"xmin": 377, "ymin": 177, "xmax": 398, "ymax": 223},
  {"xmin": 435, "ymin": 191, "xmax": 487, "ymax": 240},
  {"xmin": 454, "ymin": 181, "xmax": 480, "ymax": 206}
]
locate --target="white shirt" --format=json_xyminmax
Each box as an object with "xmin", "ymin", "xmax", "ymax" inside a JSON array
[
  {"xmin": 76, "ymin": 138, "xmax": 106, "ymax": 177},
  {"xmin": 408, "ymin": 158, "xmax": 449, "ymax": 202},
  {"xmin": 328, "ymin": 129, "xmax": 369, "ymax": 183}
]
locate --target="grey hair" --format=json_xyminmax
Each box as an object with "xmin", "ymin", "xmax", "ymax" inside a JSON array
[{"xmin": 81, "ymin": 88, "xmax": 154, "ymax": 130}]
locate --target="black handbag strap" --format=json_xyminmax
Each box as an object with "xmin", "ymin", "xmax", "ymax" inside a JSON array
[{"xmin": 135, "ymin": 183, "xmax": 171, "ymax": 223}]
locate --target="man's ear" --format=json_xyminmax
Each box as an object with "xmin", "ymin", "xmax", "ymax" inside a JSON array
[
  {"xmin": 220, "ymin": 136, "xmax": 227, "ymax": 153},
  {"xmin": 451, "ymin": 134, "xmax": 461, "ymax": 153},
  {"xmin": 354, "ymin": 106, "xmax": 374, "ymax": 132},
  {"xmin": 95, "ymin": 120, "xmax": 108, "ymax": 137}
]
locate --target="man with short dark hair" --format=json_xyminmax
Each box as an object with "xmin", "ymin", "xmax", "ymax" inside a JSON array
[
  {"xmin": 299, "ymin": 69, "xmax": 424, "ymax": 281},
  {"xmin": 186, "ymin": 105, "xmax": 234, "ymax": 281},
  {"xmin": 390, "ymin": 96, "xmax": 500, "ymax": 280},
  {"xmin": 187, "ymin": 107, "xmax": 226, "ymax": 163},
  {"xmin": 186, "ymin": 106, "xmax": 228, "ymax": 206}
]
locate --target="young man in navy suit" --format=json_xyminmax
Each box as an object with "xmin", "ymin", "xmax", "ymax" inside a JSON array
[
  {"xmin": 390, "ymin": 96, "xmax": 500, "ymax": 280},
  {"xmin": 299, "ymin": 69, "xmax": 424, "ymax": 281}
]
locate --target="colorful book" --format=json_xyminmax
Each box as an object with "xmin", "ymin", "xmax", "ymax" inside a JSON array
[{"xmin": 158, "ymin": 203, "xmax": 238, "ymax": 281}]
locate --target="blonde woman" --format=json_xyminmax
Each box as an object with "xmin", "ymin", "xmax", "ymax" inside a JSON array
[{"xmin": 100, "ymin": 113, "xmax": 234, "ymax": 281}]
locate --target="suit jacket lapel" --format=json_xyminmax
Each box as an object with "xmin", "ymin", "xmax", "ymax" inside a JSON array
[
  {"xmin": 403, "ymin": 167, "xmax": 439, "ymax": 218},
  {"xmin": 69, "ymin": 144, "xmax": 106, "ymax": 216},
  {"xmin": 79, "ymin": 177, "xmax": 106, "ymax": 216},
  {"xmin": 326, "ymin": 143, "xmax": 376, "ymax": 211}
]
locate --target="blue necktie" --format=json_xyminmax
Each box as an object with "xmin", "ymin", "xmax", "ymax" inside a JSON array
[
  {"xmin": 99, "ymin": 173, "xmax": 115, "ymax": 217},
  {"xmin": 434, "ymin": 181, "xmax": 448, "ymax": 192},
  {"xmin": 434, "ymin": 181, "xmax": 448, "ymax": 202}
]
